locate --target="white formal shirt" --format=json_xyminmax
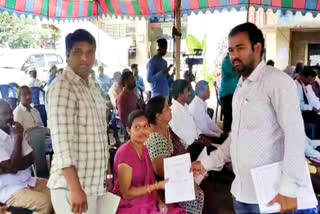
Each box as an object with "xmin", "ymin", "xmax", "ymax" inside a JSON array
[
  {"xmin": 169, "ymin": 99, "xmax": 200, "ymax": 146},
  {"xmin": 201, "ymin": 61, "xmax": 307, "ymax": 204},
  {"xmin": 188, "ymin": 96, "xmax": 223, "ymax": 137},
  {"xmin": 0, "ymin": 129, "xmax": 36, "ymax": 203},
  {"xmin": 13, "ymin": 104, "xmax": 44, "ymax": 131},
  {"xmin": 28, "ymin": 78, "xmax": 42, "ymax": 88},
  {"xmin": 295, "ymin": 79, "xmax": 320, "ymax": 111}
]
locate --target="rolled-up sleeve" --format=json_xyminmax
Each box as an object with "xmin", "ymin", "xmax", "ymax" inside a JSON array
[
  {"xmin": 47, "ymin": 80, "xmax": 77, "ymax": 170},
  {"xmin": 271, "ymin": 76, "xmax": 306, "ymax": 198}
]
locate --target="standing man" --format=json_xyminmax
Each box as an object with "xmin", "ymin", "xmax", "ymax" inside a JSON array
[
  {"xmin": 219, "ymin": 53, "xmax": 240, "ymax": 133},
  {"xmin": 47, "ymin": 29, "xmax": 111, "ymax": 214},
  {"xmin": 97, "ymin": 65, "xmax": 112, "ymax": 97},
  {"xmin": 131, "ymin": 64, "xmax": 145, "ymax": 93},
  {"xmin": 117, "ymin": 71, "xmax": 140, "ymax": 141},
  {"xmin": 192, "ymin": 23, "xmax": 315, "ymax": 213},
  {"xmin": 147, "ymin": 38, "xmax": 174, "ymax": 98}
]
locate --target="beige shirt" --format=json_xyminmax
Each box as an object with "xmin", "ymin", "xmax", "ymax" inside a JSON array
[
  {"xmin": 47, "ymin": 66, "xmax": 109, "ymax": 196},
  {"xmin": 13, "ymin": 104, "xmax": 43, "ymax": 131}
]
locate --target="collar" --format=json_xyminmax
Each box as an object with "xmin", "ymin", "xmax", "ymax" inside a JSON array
[
  {"xmin": 172, "ymin": 99, "xmax": 188, "ymax": 110},
  {"xmin": 65, "ymin": 66, "xmax": 95, "ymax": 87},
  {"xmin": 19, "ymin": 103, "xmax": 32, "ymax": 112},
  {"xmin": 194, "ymin": 95, "xmax": 205, "ymax": 105}
]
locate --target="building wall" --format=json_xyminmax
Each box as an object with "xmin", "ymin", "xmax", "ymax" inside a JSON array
[
  {"xmin": 291, "ymin": 31, "xmax": 320, "ymax": 65},
  {"xmin": 264, "ymin": 28, "xmax": 290, "ymax": 70}
]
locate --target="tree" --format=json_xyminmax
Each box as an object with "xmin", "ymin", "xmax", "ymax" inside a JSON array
[{"xmin": 0, "ymin": 12, "xmax": 43, "ymax": 48}]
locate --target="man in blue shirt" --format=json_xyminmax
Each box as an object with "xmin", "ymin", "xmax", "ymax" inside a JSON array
[
  {"xmin": 97, "ymin": 65, "xmax": 112, "ymax": 96},
  {"xmin": 219, "ymin": 53, "xmax": 240, "ymax": 133},
  {"xmin": 147, "ymin": 38, "xmax": 174, "ymax": 98},
  {"xmin": 131, "ymin": 64, "xmax": 145, "ymax": 92}
]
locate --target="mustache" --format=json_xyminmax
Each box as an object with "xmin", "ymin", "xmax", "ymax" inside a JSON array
[{"xmin": 232, "ymin": 59, "xmax": 242, "ymax": 64}]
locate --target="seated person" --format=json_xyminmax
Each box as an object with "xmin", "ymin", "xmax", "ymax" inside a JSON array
[
  {"xmin": 112, "ymin": 110, "xmax": 185, "ymax": 214},
  {"xmin": 0, "ymin": 100, "xmax": 53, "ymax": 214},
  {"xmin": 28, "ymin": 69, "xmax": 45, "ymax": 88},
  {"xmin": 169, "ymin": 79, "xmax": 217, "ymax": 161},
  {"xmin": 183, "ymin": 70, "xmax": 196, "ymax": 103},
  {"xmin": 145, "ymin": 96, "xmax": 219, "ymax": 214},
  {"xmin": 296, "ymin": 66, "xmax": 320, "ymax": 138},
  {"xmin": 117, "ymin": 71, "xmax": 140, "ymax": 141},
  {"xmin": 13, "ymin": 86, "xmax": 46, "ymax": 131},
  {"xmin": 189, "ymin": 80, "xmax": 225, "ymax": 143}
]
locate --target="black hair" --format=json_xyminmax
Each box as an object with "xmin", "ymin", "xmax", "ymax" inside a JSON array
[
  {"xmin": 145, "ymin": 96, "xmax": 166, "ymax": 125},
  {"xmin": 18, "ymin": 86, "xmax": 31, "ymax": 100},
  {"xmin": 0, "ymin": 99, "xmax": 10, "ymax": 111},
  {"xmin": 121, "ymin": 71, "xmax": 134, "ymax": 87},
  {"xmin": 171, "ymin": 79, "xmax": 190, "ymax": 100},
  {"xmin": 67, "ymin": 29, "xmax": 96, "ymax": 53},
  {"xmin": 127, "ymin": 110, "xmax": 146, "ymax": 129},
  {"xmin": 229, "ymin": 22, "xmax": 264, "ymax": 57},
  {"xmin": 131, "ymin": 64, "xmax": 138, "ymax": 70},
  {"xmin": 157, "ymin": 38, "xmax": 167, "ymax": 48},
  {"xmin": 266, "ymin": 60, "xmax": 275, "ymax": 66},
  {"xmin": 295, "ymin": 62, "xmax": 304, "ymax": 74},
  {"xmin": 300, "ymin": 66, "xmax": 317, "ymax": 78}
]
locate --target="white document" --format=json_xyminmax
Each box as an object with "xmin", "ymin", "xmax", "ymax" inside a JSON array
[
  {"xmin": 97, "ymin": 192, "xmax": 120, "ymax": 214},
  {"xmin": 164, "ymin": 153, "xmax": 196, "ymax": 204},
  {"xmin": 251, "ymin": 161, "xmax": 317, "ymax": 213}
]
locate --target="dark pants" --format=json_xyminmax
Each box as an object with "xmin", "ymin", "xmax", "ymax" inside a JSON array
[
  {"xmin": 201, "ymin": 179, "xmax": 219, "ymax": 214},
  {"xmin": 220, "ymin": 94, "xmax": 233, "ymax": 133},
  {"xmin": 302, "ymin": 111, "xmax": 320, "ymax": 139},
  {"xmin": 233, "ymin": 199, "xmax": 318, "ymax": 214},
  {"xmin": 188, "ymin": 141, "xmax": 217, "ymax": 162}
]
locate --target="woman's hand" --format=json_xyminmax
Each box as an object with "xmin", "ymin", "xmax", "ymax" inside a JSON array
[
  {"xmin": 157, "ymin": 200, "xmax": 168, "ymax": 213},
  {"xmin": 156, "ymin": 179, "xmax": 168, "ymax": 190}
]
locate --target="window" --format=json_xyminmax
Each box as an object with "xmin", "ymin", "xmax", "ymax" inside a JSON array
[{"xmin": 46, "ymin": 54, "xmax": 59, "ymax": 66}]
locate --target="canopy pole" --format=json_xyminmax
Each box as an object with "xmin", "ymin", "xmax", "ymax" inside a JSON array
[{"xmin": 174, "ymin": 0, "xmax": 181, "ymax": 79}]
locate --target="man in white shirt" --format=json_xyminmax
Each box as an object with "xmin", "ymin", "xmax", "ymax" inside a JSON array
[
  {"xmin": 169, "ymin": 79, "xmax": 217, "ymax": 161},
  {"xmin": 296, "ymin": 67, "xmax": 320, "ymax": 139},
  {"xmin": 28, "ymin": 69, "xmax": 44, "ymax": 88},
  {"xmin": 189, "ymin": 80, "xmax": 224, "ymax": 143},
  {"xmin": 13, "ymin": 86, "xmax": 45, "ymax": 131},
  {"xmin": 192, "ymin": 23, "xmax": 312, "ymax": 213},
  {"xmin": 0, "ymin": 100, "xmax": 53, "ymax": 214}
]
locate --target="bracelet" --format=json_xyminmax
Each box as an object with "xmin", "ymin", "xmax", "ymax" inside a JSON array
[
  {"xmin": 147, "ymin": 185, "xmax": 151, "ymax": 194},
  {"xmin": 106, "ymin": 174, "xmax": 113, "ymax": 179}
]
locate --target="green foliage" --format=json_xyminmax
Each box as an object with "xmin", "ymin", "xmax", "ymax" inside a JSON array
[{"xmin": 0, "ymin": 12, "xmax": 43, "ymax": 48}]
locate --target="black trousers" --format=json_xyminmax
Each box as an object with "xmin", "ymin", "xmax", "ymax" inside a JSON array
[
  {"xmin": 220, "ymin": 94, "xmax": 233, "ymax": 133},
  {"xmin": 302, "ymin": 111, "xmax": 320, "ymax": 139},
  {"xmin": 188, "ymin": 141, "xmax": 217, "ymax": 162}
]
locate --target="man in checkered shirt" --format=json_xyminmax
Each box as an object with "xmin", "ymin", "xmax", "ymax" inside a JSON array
[{"xmin": 47, "ymin": 29, "xmax": 111, "ymax": 214}]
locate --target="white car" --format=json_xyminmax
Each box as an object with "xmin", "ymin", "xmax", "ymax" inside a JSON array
[{"xmin": 0, "ymin": 49, "xmax": 65, "ymax": 86}]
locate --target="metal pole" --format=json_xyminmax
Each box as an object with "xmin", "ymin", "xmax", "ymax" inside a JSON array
[{"xmin": 175, "ymin": 0, "xmax": 181, "ymax": 78}]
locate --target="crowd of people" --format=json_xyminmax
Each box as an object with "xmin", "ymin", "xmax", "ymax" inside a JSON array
[{"xmin": 0, "ymin": 22, "xmax": 319, "ymax": 214}]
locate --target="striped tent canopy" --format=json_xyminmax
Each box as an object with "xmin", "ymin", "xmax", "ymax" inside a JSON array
[{"xmin": 0, "ymin": 0, "xmax": 320, "ymax": 20}]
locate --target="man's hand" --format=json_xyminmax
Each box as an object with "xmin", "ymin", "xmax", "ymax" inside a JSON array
[
  {"xmin": 10, "ymin": 122, "xmax": 24, "ymax": 137},
  {"xmin": 70, "ymin": 187, "xmax": 88, "ymax": 214},
  {"xmin": 191, "ymin": 161, "xmax": 207, "ymax": 177},
  {"xmin": 0, "ymin": 206, "xmax": 10, "ymax": 214},
  {"xmin": 198, "ymin": 136, "xmax": 212, "ymax": 147},
  {"xmin": 268, "ymin": 194, "xmax": 297, "ymax": 213}
]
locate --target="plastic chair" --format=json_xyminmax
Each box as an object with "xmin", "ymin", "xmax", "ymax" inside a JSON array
[
  {"xmin": 8, "ymin": 82, "xmax": 20, "ymax": 90},
  {"xmin": 7, "ymin": 97, "xmax": 19, "ymax": 110},
  {"xmin": 0, "ymin": 84, "xmax": 17, "ymax": 100},
  {"xmin": 25, "ymin": 127, "xmax": 50, "ymax": 178},
  {"xmin": 33, "ymin": 105, "xmax": 47, "ymax": 127},
  {"xmin": 30, "ymin": 87, "xmax": 45, "ymax": 105}
]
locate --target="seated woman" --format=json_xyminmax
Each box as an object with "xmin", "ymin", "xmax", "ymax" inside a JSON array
[
  {"xmin": 145, "ymin": 96, "xmax": 219, "ymax": 214},
  {"xmin": 112, "ymin": 110, "xmax": 185, "ymax": 214}
]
